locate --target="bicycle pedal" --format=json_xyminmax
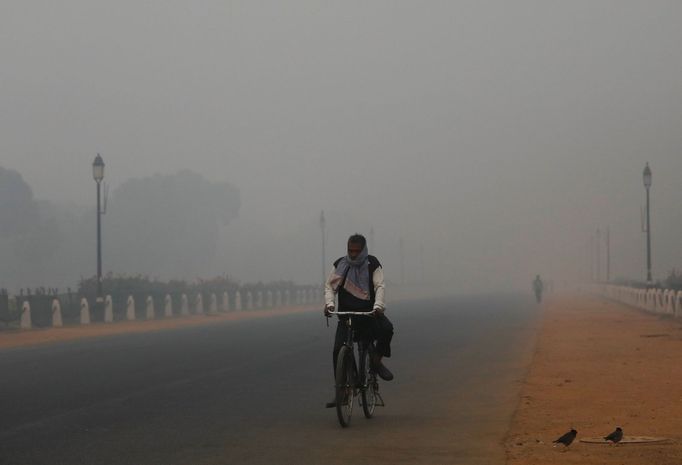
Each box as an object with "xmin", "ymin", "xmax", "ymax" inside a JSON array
[{"xmin": 375, "ymin": 392, "xmax": 386, "ymax": 407}]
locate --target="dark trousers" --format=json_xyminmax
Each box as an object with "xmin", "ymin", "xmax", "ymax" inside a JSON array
[{"xmin": 332, "ymin": 314, "xmax": 394, "ymax": 375}]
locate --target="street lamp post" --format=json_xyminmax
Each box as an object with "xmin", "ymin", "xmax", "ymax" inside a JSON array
[
  {"xmin": 595, "ymin": 228, "xmax": 601, "ymax": 282},
  {"xmin": 606, "ymin": 225, "xmax": 611, "ymax": 282},
  {"xmin": 93, "ymin": 154, "xmax": 105, "ymax": 303},
  {"xmin": 399, "ymin": 237, "xmax": 405, "ymax": 285},
  {"xmin": 320, "ymin": 210, "xmax": 326, "ymax": 287},
  {"xmin": 643, "ymin": 163, "xmax": 652, "ymax": 284}
]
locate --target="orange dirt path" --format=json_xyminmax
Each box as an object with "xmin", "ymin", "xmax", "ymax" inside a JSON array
[{"xmin": 505, "ymin": 295, "xmax": 682, "ymax": 464}]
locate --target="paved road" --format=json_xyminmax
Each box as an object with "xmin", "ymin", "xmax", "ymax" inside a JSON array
[{"xmin": 0, "ymin": 294, "xmax": 539, "ymax": 465}]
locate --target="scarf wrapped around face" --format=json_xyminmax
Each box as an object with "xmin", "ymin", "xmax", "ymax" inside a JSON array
[{"xmin": 330, "ymin": 246, "xmax": 370, "ymax": 301}]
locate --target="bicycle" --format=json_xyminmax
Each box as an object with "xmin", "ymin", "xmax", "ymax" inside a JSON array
[{"xmin": 326, "ymin": 309, "xmax": 385, "ymax": 427}]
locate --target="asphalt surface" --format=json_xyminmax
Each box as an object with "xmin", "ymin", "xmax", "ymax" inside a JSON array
[{"xmin": 0, "ymin": 294, "xmax": 539, "ymax": 465}]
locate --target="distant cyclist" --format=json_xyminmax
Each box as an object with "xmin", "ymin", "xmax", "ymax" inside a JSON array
[
  {"xmin": 324, "ymin": 234, "xmax": 394, "ymax": 408},
  {"xmin": 533, "ymin": 275, "xmax": 544, "ymax": 303}
]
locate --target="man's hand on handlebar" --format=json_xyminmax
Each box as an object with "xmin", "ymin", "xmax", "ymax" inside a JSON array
[{"xmin": 324, "ymin": 305, "xmax": 335, "ymax": 317}]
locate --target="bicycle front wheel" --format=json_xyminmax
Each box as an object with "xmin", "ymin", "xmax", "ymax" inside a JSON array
[
  {"xmin": 335, "ymin": 345, "xmax": 354, "ymax": 427},
  {"xmin": 360, "ymin": 348, "xmax": 377, "ymax": 418}
]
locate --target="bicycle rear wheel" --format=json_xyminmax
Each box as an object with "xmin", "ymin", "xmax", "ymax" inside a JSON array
[
  {"xmin": 360, "ymin": 348, "xmax": 377, "ymax": 418},
  {"xmin": 335, "ymin": 345, "xmax": 354, "ymax": 427}
]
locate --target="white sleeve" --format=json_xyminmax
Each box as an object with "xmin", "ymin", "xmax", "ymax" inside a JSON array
[
  {"xmin": 324, "ymin": 266, "xmax": 337, "ymax": 308},
  {"xmin": 372, "ymin": 267, "xmax": 386, "ymax": 311}
]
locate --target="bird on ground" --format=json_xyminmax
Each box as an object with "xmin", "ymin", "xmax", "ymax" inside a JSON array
[
  {"xmin": 604, "ymin": 427, "xmax": 623, "ymax": 444},
  {"xmin": 553, "ymin": 429, "xmax": 577, "ymax": 447}
]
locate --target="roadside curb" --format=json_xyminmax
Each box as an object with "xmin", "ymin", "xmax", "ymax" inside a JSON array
[{"xmin": 0, "ymin": 305, "xmax": 320, "ymax": 350}]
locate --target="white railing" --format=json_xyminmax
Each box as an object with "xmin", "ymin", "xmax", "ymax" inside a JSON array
[
  {"xmin": 593, "ymin": 283, "xmax": 682, "ymax": 318},
  {"xmin": 11, "ymin": 286, "xmax": 323, "ymax": 329}
]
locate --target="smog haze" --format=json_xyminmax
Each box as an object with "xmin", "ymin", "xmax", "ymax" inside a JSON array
[{"xmin": 2, "ymin": 1, "xmax": 681, "ymax": 292}]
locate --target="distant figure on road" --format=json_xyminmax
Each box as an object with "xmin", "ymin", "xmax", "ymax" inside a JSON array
[
  {"xmin": 324, "ymin": 234, "xmax": 394, "ymax": 408},
  {"xmin": 533, "ymin": 275, "xmax": 544, "ymax": 303}
]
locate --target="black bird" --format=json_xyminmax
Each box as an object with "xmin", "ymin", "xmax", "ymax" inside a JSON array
[
  {"xmin": 553, "ymin": 429, "xmax": 577, "ymax": 447},
  {"xmin": 604, "ymin": 427, "xmax": 623, "ymax": 444}
]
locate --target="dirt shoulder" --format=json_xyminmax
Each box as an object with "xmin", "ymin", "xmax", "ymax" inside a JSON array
[
  {"xmin": 505, "ymin": 295, "xmax": 682, "ymax": 464},
  {"xmin": 0, "ymin": 306, "xmax": 319, "ymax": 350}
]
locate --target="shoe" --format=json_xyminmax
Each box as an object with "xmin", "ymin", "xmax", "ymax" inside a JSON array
[
  {"xmin": 374, "ymin": 361, "xmax": 394, "ymax": 381},
  {"xmin": 325, "ymin": 393, "xmax": 349, "ymax": 408}
]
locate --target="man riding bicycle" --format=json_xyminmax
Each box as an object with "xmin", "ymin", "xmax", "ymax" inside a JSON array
[{"xmin": 324, "ymin": 234, "xmax": 394, "ymax": 408}]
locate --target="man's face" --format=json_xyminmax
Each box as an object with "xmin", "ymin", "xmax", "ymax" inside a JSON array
[{"xmin": 347, "ymin": 242, "xmax": 363, "ymax": 260}]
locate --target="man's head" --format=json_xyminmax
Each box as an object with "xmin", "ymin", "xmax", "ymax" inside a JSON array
[{"xmin": 347, "ymin": 234, "xmax": 367, "ymax": 260}]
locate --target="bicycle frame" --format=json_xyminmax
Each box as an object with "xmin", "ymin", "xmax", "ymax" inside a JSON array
[
  {"xmin": 330, "ymin": 310, "xmax": 377, "ymax": 375},
  {"xmin": 327, "ymin": 310, "xmax": 385, "ymax": 426}
]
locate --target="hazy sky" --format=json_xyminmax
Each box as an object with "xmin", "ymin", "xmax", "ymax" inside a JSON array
[{"xmin": 2, "ymin": 1, "xmax": 681, "ymax": 290}]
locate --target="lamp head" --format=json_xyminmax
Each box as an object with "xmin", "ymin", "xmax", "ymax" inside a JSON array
[
  {"xmin": 643, "ymin": 162, "xmax": 652, "ymax": 189},
  {"xmin": 93, "ymin": 154, "xmax": 105, "ymax": 182}
]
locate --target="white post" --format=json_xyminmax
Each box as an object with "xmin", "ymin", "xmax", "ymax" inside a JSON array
[
  {"xmin": 647, "ymin": 289, "xmax": 652, "ymax": 311},
  {"xmin": 164, "ymin": 294, "xmax": 173, "ymax": 317},
  {"xmin": 126, "ymin": 295, "xmax": 136, "ymax": 321},
  {"xmin": 80, "ymin": 298, "xmax": 90, "ymax": 325},
  {"xmin": 669, "ymin": 290, "xmax": 676, "ymax": 315},
  {"xmin": 209, "ymin": 293, "xmax": 218, "ymax": 315},
  {"xmin": 222, "ymin": 292, "xmax": 230, "ymax": 312},
  {"xmin": 51, "ymin": 299, "xmax": 63, "ymax": 328},
  {"xmin": 266, "ymin": 290, "xmax": 273, "ymax": 308},
  {"xmin": 638, "ymin": 289, "xmax": 644, "ymax": 309},
  {"xmin": 195, "ymin": 293, "xmax": 204, "ymax": 315},
  {"xmin": 104, "ymin": 295, "xmax": 113, "ymax": 323},
  {"xmin": 654, "ymin": 289, "xmax": 661, "ymax": 313},
  {"xmin": 256, "ymin": 291, "xmax": 263, "ymax": 309},
  {"xmin": 246, "ymin": 291, "xmax": 253, "ymax": 310},
  {"xmin": 654, "ymin": 289, "xmax": 663, "ymax": 313},
  {"xmin": 663, "ymin": 290, "xmax": 671, "ymax": 314},
  {"xmin": 20, "ymin": 301, "xmax": 31, "ymax": 329},
  {"xmin": 181, "ymin": 294, "xmax": 190, "ymax": 316},
  {"xmin": 284, "ymin": 289, "xmax": 291, "ymax": 307},
  {"xmin": 235, "ymin": 291, "xmax": 242, "ymax": 311},
  {"xmin": 146, "ymin": 296, "xmax": 155, "ymax": 320}
]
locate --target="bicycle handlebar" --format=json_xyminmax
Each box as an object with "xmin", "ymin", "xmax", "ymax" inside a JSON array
[{"xmin": 326, "ymin": 309, "xmax": 376, "ymax": 316}]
